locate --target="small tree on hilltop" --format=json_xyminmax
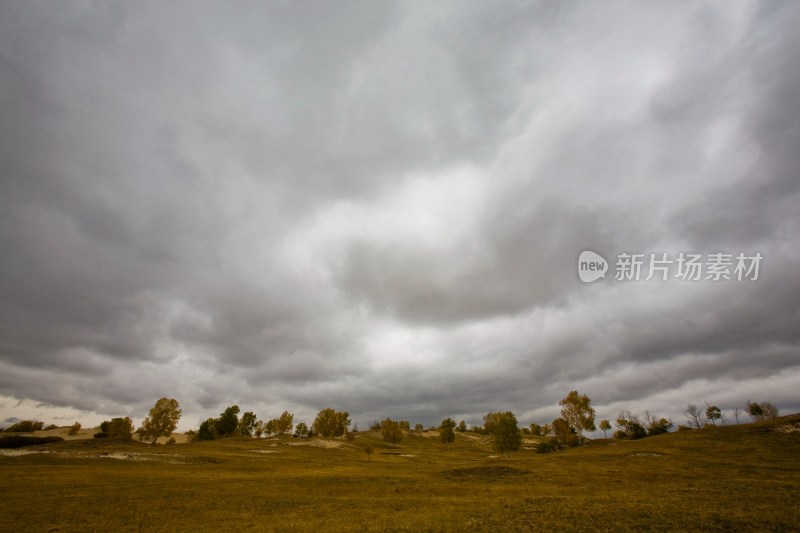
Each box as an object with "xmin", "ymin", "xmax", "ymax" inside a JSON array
[
  {"xmin": 68, "ymin": 422, "xmax": 82, "ymax": 436},
  {"xmin": 685, "ymin": 403, "xmax": 704, "ymax": 429},
  {"xmin": 645, "ymin": 411, "xmax": 673, "ymax": 436},
  {"xmin": 313, "ymin": 408, "xmax": 350, "ymax": 438},
  {"xmin": 599, "ymin": 419, "xmax": 611, "ymax": 438},
  {"xmin": 238, "ymin": 411, "xmax": 258, "ymax": 438},
  {"xmin": 559, "ymin": 390, "xmax": 596, "ymax": 442},
  {"xmin": 552, "ymin": 418, "xmax": 578, "ymax": 448},
  {"xmin": 216, "ymin": 405, "xmax": 241, "ymax": 437},
  {"xmin": 440, "ymin": 418, "xmax": 456, "ymax": 447},
  {"xmin": 380, "ymin": 418, "xmax": 403, "ymax": 444},
  {"xmin": 138, "ymin": 398, "xmax": 182, "ymax": 446},
  {"xmin": 760, "ymin": 402, "xmax": 779, "ymax": 420},
  {"xmin": 615, "ymin": 411, "xmax": 647, "ymax": 440},
  {"xmin": 705, "ymin": 404, "xmax": 721, "ymax": 426},
  {"xmin": 484, "ymin": 411, "xmax": 522, "ymax": 456},
  {"xmin": 295, "ymin": 422, "xmax": 309, "ymax": 437}
]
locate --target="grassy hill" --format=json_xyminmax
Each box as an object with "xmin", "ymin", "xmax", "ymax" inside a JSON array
[{"xmin": 1, "ymin": 415, "xmax": 798, "ymax": 532}]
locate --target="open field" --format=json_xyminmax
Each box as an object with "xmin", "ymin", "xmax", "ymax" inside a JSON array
[{"xmin": 1, "ymin": 416, "xmax": 799, "ymax": 532}]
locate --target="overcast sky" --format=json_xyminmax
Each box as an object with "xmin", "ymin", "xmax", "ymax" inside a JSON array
[{"xmin": 1, "ymin": 1, "xmax": 798, "ymax": 433}]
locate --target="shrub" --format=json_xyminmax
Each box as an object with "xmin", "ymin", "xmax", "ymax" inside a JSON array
[
  {"xmin": 166, "ymin": 437, "xmax": 176, "ymax": 445},
  {"xmin": 99, "ymin": 417, "xmax": 133, "ymax": 440},
  {"xmin": 535, "ymin": 439, "xmax": 559, "ymax": 454},
  {"xmin": 0, "ymin": 436, "xmax": 64, "ymax": 448},
  {"xmin": 615, "ymin": 411, "xmax": 647, "ymax": 440},
  {"xmin": 68, "ymin": 422, "xmax": 82, "ymax": 436},
  {"xmin": 5, "ymin": 420, "xmax": 45, "ymax": 433},
  {"xmin": 380, "ymin": 418, "xmax": 403, "ymax": 443}
]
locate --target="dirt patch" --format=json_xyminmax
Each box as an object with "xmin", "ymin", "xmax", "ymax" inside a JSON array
[
  {"xmin": 774, "ymin": 423, "xmax": 800, "ymax": 433},
  {"xmin": 630, "ymin": 452, "xmax": 663, "ymax": 457},
  {"xmin": 441, "ymin": 466, "xmax": 532, "ymax": 481},
  {"xmin": 90, "ymin": 452, "xmax": 187, "ymax": 464},
  {"xmin": 285, "ymin": 439, "xmax": 343, "ymax": 449},
  {"xmin": 0, "ymin": 449, "xmax": 53, "ymax": 457},
  {"xmin": 251, "ymin": 449, "xmax": 281, "ymax": 454}
]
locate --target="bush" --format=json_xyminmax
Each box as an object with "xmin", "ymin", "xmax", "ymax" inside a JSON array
[
  {"xmin": 68, "ymin": 422, "xmax": 82, "ymax": 435},
  {"xmin": 44, "ymin": 424, "xmax": 58, "ymax": 431},
  {"xmin": 5, "ymin": 420, "xmax": 45, "ymax": 433},
  {"xmin": 615, "ymin": 412, "xmax": 647, "ymax": 440},
  {"xmin": 166, "ymin": 437, "xmax": 176, "ymax": 445},
  {"xmin": 535, "ymin": 439, "xmax": 559, "ymax": 454},
  {"xmin": 380, "ymin": 418, "xmax": 403, "ymax": 443},
  {"xmin": 0, "ymin": 436, "xmax": 64, "ymax": 448},
  {"xmin": 99, "ymin": 417, "xmax": 133, "ymax": 440}
]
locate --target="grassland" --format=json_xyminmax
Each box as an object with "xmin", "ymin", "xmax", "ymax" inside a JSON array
[{"xmin": 1, "ymin": 415, "xmax": 798, "ymax": 532}]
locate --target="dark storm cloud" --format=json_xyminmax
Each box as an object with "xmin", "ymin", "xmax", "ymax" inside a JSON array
[{"xmin": 1, "ymin": 1, "xmax": 798, "ymax": 429}]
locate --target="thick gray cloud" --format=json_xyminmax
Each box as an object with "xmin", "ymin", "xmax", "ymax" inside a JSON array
[{"xmin": 1, "ymin": 1, "xmax": 798, "ymax": 432}]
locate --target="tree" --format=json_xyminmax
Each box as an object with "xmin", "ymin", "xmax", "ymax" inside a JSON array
[
  {"xmin": 295, "ymin": 422, "xmax": 309, "ymax": 437},
  {"xmin": 705, "ymin": 404, "xmax": 721, "ymax": 426},
  {"xmin": 559, "ymin": 390, "xmax": 596, "ymax": 440},
  {"xmin": 440, "ymin": 418, "xmax": 456, "ymax": 446},
  {"xmin": 275, "ymin": 411, "xmax": 294, "ymax": 434},
  {"xmin": 254, "ymin": 420, "xmax": 266, "ymax": 438},
  {"xmin": 529, "ymin": 423, "xmax": 543, "ymax": 436},
  {"xmin": 99, "ymin": 417, "xmax": 134, "ymax": 440},
  {"xmin": 414, "ymin": 423, "xmax": 424, "ymax": 434},
  {"xmin": 6, "ymin": 420, "xmax": 45, "ymax": 433},
  {"xmin": 760, "ymin": 402, "xmax": 779, "ymax": 420},
  {"xmin": 364, "ymin": 446, "xmax": 373, "ymax": 462},
  {"xmin": 685, "ymin": 403, "xmax": 704, "ymax": 429},
  {"xmin": 216, "ymin": 405, "xmax": 240, "ymax": 437},
  {"xmin": 138, "ymin": 398, "xmax": 182, "ymax": 446},
  {"xmin": 484, "ymin": 411, "xmax": 522, "ymax": 455},
  {"xmin": 732, "ymin": 407, "xmax": 742, "ymax": 424},
  {"xmin": 399, "ymin": 420, "xmax": 410, "ymax": 431},
  {"xmin": 238, "ymin": 411, "xmax": 258, "ymax": 437},
  {"xmin": 599, "ymin": 419, "xmax": 611, "ymax": 438},
  {"xmin": 541, "ymin": 423, "xmax": 552, "ymax": 436},
  {"xmin": 68, "ymin": 422, "xmax": 82, "ymax": 436},
  {"xmin": 197, "ymin": 418, "xmax": 216, "ymax": 441},
  {"xmin": 615, "ymin": 411, "xmax": 647, "ymax": 440},
  {"xmin": 552, "ymin": 418, "xmax": 578, "ymax": 448},
  {"xmin": 645, "ymin": 412, "xmax": 673, "ymax": 436},
  {"xmin": 312, "ymin": 408, "xmax": 350, "ymax": 438},
  {"xmin": 380, "ymin": 418, "xmax": 404, "ymax": 443}
]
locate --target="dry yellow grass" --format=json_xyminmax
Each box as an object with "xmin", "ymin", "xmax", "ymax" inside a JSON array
[{"xmin": 1, "ymin": 416, "xmax": 798, "ymax": 532}]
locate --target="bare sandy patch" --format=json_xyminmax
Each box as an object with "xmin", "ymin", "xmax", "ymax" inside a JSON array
[
  {"xmin": 251, "ymin": 449, "xmax": 281, "ymax": 454},
  {"xmin": 774, "ymin": 423, "xmax": 800, "ymax": 433},
  {"xmin": 286, "ymin": 439, "xmax": 343, "ymax": 449},
  {"xmin": 0, "ymin": 449, "xmax": 53, "ymax": 457},
  {"xmin": 90, "ymin": 451, "xmax": 187, "ymax": 463}
]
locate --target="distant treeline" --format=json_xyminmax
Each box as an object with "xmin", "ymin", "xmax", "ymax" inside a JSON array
[{"xmin": 1, "ymin": 394, "xmax": 780, "ymax": 455}]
